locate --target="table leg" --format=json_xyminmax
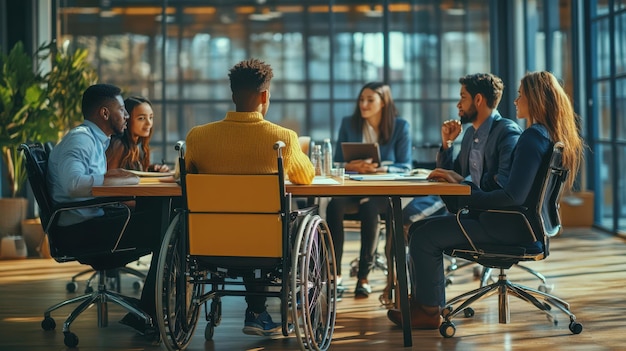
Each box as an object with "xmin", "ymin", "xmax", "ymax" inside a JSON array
[
  {"xmin": 380, "ymin": 211, "xmax": 395, "ymax": 308},
  {"xmin": 159, "ymin": 197, "xmax": 173, "ymax": 238},
  {"xmin": 391, "ymin": 196, "xmax": 412, "ymax": 347}
]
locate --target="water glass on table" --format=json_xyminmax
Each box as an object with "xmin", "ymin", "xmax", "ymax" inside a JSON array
[{"xmin": 330, "ymin": 167, "xmax": 345, "ymax": 184}]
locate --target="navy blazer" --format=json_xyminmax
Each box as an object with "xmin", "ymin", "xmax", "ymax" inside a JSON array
[
  {"xmin": 436, "ymin": 113, "xmax": 522, "ymax": 191},
  {"xmin": 333, "ymin": 116, "xmax": 412, "ymax": 173}
]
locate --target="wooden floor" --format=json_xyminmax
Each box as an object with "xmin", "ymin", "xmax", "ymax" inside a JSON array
[{"xmin": 0, "ymin": 227, "xmax": 624, "ymax": 351}]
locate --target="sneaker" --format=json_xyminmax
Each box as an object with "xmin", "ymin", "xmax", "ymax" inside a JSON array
[
  {"xmin": 336, "ymin": 276, "xmax": 345, "ymax": 299},
  {"xmin": 354, "ymin": 279, "xmax": 372, "ymax": 299},
  {"xmin": 242, "ymin": 310, "xmax": 282, "ymax": 336}
]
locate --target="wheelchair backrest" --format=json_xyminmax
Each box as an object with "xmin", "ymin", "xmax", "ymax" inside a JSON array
[{"xmin": 185, "ymin": 173, "xmax": 285, "ymax": 258}]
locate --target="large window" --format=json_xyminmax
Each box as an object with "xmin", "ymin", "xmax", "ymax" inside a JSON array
[
  {"xmin": 587, "ymin": 0, "xmax": 626, "ymax": 234},
  {"xmin": 56, "ymin": 0, "xmax": 492, "ymax": 167},
  {"xmin": 56, "ymin": 1, "xmax": 621, "ymax": 233}
]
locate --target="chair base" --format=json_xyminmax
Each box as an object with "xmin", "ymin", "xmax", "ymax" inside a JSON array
[
  {"xmin": 440, "ymin": 268, "xmax": 582, "ymax": 338},
  {"xmin": 67, "ymin": 265, "xmax": 146, "ymax": 294},
  {"xmin": 42, "ymin": 269, "xmax": 153, "ymax": 348},
  {"xmin": 445, "ymin": 257, "xmax": 550, "ymax": 291}
]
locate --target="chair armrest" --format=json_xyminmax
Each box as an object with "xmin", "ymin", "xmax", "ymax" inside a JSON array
[
  {"xmin": 47, "ymin": 196, "xmax": 135, "ymax": 234},
  {"xmin": 455, "ymin": 205, "xmax": 539, "ymax": 252},
  {"xmin": 53, "ymin": 196, "xmax": 135, "ymax": 211},
  {"xmin": 462, "ymin": 205, "xmax": 529, "ymax": 214}
]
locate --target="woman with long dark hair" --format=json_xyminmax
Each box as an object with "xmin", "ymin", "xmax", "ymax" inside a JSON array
[
  {"xmin": 328, "ymin": 82, "xmax": 412, "ymax": 299},
  {"xmin": 106, "ymin": 96, "xmax": 169, "ymax": 172}
]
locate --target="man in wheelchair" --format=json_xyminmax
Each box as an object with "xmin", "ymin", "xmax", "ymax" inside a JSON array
[{"xmin": 184, "ymin": 58, "xmax": 315, "ymax": 336}]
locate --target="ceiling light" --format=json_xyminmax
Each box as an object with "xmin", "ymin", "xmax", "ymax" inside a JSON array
[{"xmin": 249, "ymin": 8, "xmax": 282, "ymax": 21}]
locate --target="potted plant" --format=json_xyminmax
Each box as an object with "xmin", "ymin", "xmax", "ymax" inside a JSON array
[
  {"xmin": 0, "ymin": 41, "xmax": 97, "ymax": 255},
  {"xmin": 44, "ymin": 40, "xmax": 98, "ymax": 134},
  {"xmin": 0, "ymin": 42, "xmax": 55, "ymax": 239}
]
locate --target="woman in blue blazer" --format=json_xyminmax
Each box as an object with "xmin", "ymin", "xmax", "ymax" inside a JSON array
[{"xmin": 328, "ymin": 82, "xmax": 412, "ymax": 298}]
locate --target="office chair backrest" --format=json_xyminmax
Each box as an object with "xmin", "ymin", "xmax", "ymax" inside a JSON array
[
  {"xmin": 19, "ymin": 143, "xmax": 54, "ymax": 231},
  {"xmin": 536, "ymin": 141, "xmax": 568, "ymax": 239}
]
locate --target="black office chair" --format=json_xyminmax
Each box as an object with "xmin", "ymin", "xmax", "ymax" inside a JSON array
[
  {"xmin": 19, "ymin": 143, "xmax": 154, "ymax": 348},
  {"xmin": 439, "ymin": 142, "xmax": 583, "ymax": 338}
]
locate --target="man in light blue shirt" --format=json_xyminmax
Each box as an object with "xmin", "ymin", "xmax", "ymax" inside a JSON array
[
  {"xmin": 47, "ymin": 84, "xmax": 162, "ymax": 335},
  {"xmin": 48, "ymin": 118, "xmax": 137, "ymax": 225}
]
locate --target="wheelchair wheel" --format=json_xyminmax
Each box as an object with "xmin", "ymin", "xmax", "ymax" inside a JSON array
[
  {"xmin": 155, "ymin": 213, "xmax": 203, "ymax": 351},
  {"xmin": 291, "ymin": 213, "xmax": 337, "ymax": 351}
]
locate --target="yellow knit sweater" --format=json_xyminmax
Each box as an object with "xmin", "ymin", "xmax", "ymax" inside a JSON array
[{"xmin": 185, "ymin": 111, "xmax": 314, "ymax": 185}]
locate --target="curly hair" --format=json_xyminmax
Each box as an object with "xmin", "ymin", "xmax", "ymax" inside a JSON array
[
  {"xmin": 349, "ymin": 82, "xmax": 399, "ymax": 145},
  {"xmin": 459, "ymin": 73, "xmax": 504, "ymax": 109},
  {"xmin": 229, "ymin": 58, "xmax": 274, "ymax": 93},
  {"xmin": 519, "ymin": 71, "xmax": 584, "ymax": 189}
]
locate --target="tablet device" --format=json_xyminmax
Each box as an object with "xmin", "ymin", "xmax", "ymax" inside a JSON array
[{"xmin": 341, "ymin": 142, "xmax": 381, "ymax": 164}]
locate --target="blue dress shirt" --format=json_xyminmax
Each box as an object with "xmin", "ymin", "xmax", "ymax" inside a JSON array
[
  {"xmin": 47, "ymin": 120, "xmax": 109, "ymax": 226},
  {"xmin": 467, "ymin": 115, "xmax": 494, "ymax": 186}
]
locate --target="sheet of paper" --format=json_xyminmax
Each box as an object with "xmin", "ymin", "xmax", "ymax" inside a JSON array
[
  {"xmin": 139, "ymin": 176, "xmax": 176, "ymax": 184},
  {"xmin": 349, "ymin": 173, "xmax": 429, "ymax": 181},
  {"xmin": 285, "ymin": 177, "xmax": 341, "ymax": 185}
]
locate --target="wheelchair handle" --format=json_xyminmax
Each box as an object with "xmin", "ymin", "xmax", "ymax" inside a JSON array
[{"xmin": 274, "ymin": 141, "xmax": 286, "ymax": 158}]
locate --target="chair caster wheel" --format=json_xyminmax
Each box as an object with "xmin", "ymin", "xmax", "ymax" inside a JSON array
[
  {"xmin": 41, "ymin": 317, "xmax": 56, "ymax": 330},
  {"xmin": 64, "ymin": 332, "xmax": 79, "ymax": 347},
  {"xmin": 538, "ymin": 283, "xmax": 554, "ymax": 293},
  {"xmin": 439, "ymin": 321, "xmax": 456, "ymax": 338},
  {"xmin": 133, "ymin": 280, "xmax": 143, "ymax": 292},
  {"xmin": 84, "ymin": 286, "xmax": 94, "ymax": 294},
  {"xmin": 66, "ymin": 282, "xmax": 78, "ymax": 293},
  {"xmin": 463, "ymin": 307, "xmax": 475, "ymax": 318},
  {"xmin": 204, "ymin": 324, "xmax": 215, "ymax": 340},
  {"xmin": 569, "ymin": 320, "xmax": 583, "ymax": 334}
]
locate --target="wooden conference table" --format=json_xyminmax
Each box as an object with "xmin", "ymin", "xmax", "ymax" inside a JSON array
[{"xmin": 93, "ymin": 177, "xmax": 470, "ymax": 347}]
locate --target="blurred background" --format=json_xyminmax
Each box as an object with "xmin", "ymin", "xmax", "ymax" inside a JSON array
[{"xmin": 0, "ymin": 0, "xmax": 624, "ymax": 235}]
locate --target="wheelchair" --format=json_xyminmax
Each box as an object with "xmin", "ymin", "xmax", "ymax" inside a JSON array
[{"xmin": 155, "ymin": 141, "xmax": 338, "ymax": 351}]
